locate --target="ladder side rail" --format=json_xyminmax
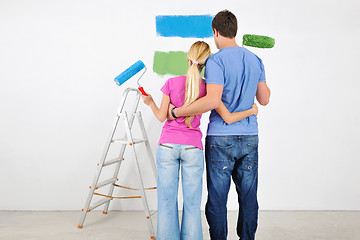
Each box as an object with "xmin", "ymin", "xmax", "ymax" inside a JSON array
[
  {"xmin": 90, "ymin": 89, "xmax": 139, "ymax": 192},
  {"xmin": 78, "ymin": 88, "xmax": 140, "ymax": 227},
  {"xmin": 116, "ymin": 88, "xmax": 141, "ymax": 115},
  {"xmin": 136, "ymin": 111, "xmax": 157, "ymax": 180},
  {"xmin": 123, "ymin": 111, "xmax": 156, "ymax": 239},
  {"xmin": 78, "ymin": 114, "xmax": 121, "ymax": 227},
  {"xmin": 116, "ymin": 88, "xmax": 140, "ymax": 114},
  {"xmin": 103, "ymin": 89, "xmax": 142, "ymax": 213}
]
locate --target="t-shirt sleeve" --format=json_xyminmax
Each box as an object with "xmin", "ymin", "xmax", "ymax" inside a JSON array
[
  {"xmin": 204, "ymin": 58, "xmax": 224, "ymax": 85},
  {"xmin": 160, "ymin": 78, "xmax": 170, "ymax": 96},
  {"xmin": 259, "ymin": 58, "xmax": 266, "ymax": 82}
]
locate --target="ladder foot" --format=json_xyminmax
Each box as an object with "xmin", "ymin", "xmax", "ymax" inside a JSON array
[
  {"xmin": 103, "ymin": 211, "xmax": 107, "ymax": 214},
  {"xmin": 150, "ymin": 236, "xmax": 156, "ymax": 239},
  {"xmin": 77, "ymin": 225, "xmax": 83, "ymax": 229}
]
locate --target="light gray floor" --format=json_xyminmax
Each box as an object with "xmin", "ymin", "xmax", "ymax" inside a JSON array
[{"xmin": 0, "ymin": 211, "xmax": 359, "ymax": 240}]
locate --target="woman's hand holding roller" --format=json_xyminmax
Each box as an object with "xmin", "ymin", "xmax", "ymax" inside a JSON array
[{"xmin": 142, "ymin": 94, "xmax": 155, "ymax": 106}]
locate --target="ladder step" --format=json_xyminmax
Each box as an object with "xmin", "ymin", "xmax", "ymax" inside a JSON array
[
  {"xmin": 117, "ymin": 112, "xmax": 140, "ymax": 117},
  {"xmin": 103, "ymin": 157, "xmax": 123, "ymax": 167},
  {"xmin": 89, "ymin": 198, "xmax": 112, "ymax": 211},
  {"xmin": 111, "ymin": 138, "xmax": 127, "ymax": 144},
  {"xmin": 96, "ymin": 178, "xmax": 117, "ymax": 189},
  {"xmin": 111, "ymin": 138, "xmax": 147, "ymax": 144}
]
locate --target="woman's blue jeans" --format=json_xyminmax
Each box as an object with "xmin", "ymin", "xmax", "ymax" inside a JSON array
[
  {"xmin": 156, "ymin": 143, "xmax": 204, "ymax": 240},
  {"xmin": 205, "ymin": 135, "xmax": 259, "ymax": 240}
]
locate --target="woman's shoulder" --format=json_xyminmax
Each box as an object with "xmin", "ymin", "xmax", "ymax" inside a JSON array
[
  {"xmin": 166, "ymin": 75, "xmax": 186, "ymax": 86},
  {"xmin": 168, "ymin": 75, "xmax": 186, "ymax": 81}
]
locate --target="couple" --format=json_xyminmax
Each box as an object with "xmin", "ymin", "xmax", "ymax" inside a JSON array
[{"xmin": 142, "ymin": 10, "xmax": 270, "ymax": 240}]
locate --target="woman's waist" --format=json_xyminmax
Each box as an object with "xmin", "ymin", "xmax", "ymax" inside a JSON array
[
  {"xmin": 161, "ymin": 125, "xmax": 202, "ymax": 134},
  {"xmin": 164, "ymin": 119, "xmax": 202, "ymax": 130}
]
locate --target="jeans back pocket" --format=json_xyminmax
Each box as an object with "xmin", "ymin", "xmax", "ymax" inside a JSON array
[
  {"xmin": 159, "ymin": 143, "xmax": 174, "ymax": 149},
  {"xmin": 209, "ymin": 144, "xmax": 233, "ymax": 172}
]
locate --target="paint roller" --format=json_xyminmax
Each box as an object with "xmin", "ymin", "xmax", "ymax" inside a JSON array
[
  {"xmin": 242, "ymin": 34, "xmax": 275, "ymax": 49},
  {"xmin": 114, "ymin": 60, "xmax": 148, "ymax": 96}
]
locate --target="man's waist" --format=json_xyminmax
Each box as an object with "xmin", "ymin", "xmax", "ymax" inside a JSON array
[{"xmin": 207, "ymin": 120, "xmax": 258, "ymax": 136}]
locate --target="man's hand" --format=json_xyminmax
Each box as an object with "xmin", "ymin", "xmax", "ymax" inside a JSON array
[{"xmin": 167, "ymin": 103, "xmax": 175, "ymax": 121}]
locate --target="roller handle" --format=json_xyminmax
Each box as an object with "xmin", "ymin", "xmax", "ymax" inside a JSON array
[{"xmin": 138, "ymin": 87, "xmax": 148, "ymax": 96}]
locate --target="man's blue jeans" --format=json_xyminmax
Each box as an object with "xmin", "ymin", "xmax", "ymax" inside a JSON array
[
  {"xmin": 205, "ymin": 135, "xmax": 259, "ymax": 240},
  {"xmin": 156, "ymin": 143, "xmax": 204, "ymax": 240}
]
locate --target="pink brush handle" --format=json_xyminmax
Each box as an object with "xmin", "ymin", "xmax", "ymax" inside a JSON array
[{"xmin": 138, "ymin": 87, "xmax": 148, "ymax": 96}]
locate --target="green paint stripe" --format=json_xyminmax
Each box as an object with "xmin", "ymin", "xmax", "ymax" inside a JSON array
[
  {"xmin": 153, "ymin": 51, "xmax": 188, "ymax": 76},
  {"xmin": 153, "ymin": 51, "xmax": 205, "ymax": 77}
]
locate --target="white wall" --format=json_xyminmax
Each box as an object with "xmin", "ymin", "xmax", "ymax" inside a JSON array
[{"xmin": 1, "ymin": 0, "xmax": 359, "ymax": 211}]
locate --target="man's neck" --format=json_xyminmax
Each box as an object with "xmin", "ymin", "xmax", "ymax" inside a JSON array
[{"xmin": 219, "ymin": 38, "xmax": 239, "ymax": 49}]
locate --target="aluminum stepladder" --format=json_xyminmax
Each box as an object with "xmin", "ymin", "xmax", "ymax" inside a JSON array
[{"xmin": 78, "ymin": 88, "xmax": 157, "ymax": 240}]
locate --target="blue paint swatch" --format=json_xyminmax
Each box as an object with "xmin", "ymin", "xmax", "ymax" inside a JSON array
[{"xmin": 156, "ymin": 15, "xmax": 213, "ymax": 38}]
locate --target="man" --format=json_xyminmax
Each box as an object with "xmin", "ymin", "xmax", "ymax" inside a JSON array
[{"xmin": 169, "ymin": 10, "xmax": 270, "ymax": 240}]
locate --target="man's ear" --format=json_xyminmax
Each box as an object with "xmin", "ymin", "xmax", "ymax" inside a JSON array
[{"xmin": 213, "ymin": 28, "xmax": 219, "ymax": 37}]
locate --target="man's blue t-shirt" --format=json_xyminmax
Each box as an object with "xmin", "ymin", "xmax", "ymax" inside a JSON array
[{"xmin": 204, "ymin": 46, "xmax": 266, "ymax": 136}]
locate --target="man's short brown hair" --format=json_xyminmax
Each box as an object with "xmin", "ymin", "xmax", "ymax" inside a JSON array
[{"xmin": 212, "ymin": 10, "xmax": 238, "ymax": 38}]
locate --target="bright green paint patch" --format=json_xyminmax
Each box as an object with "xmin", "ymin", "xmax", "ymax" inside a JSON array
[
  {"xmin": 153, "ymin": 51, "xmax": 188, "ymax": 76},
  {"xmin": 153, "ymin": 51, "xmax": 205, "ymax": 77}
]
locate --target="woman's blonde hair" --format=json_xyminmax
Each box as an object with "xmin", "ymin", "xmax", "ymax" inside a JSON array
[{"xmin": 184, "ymin": 41, "xmax": 211, "ymax": 128}]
